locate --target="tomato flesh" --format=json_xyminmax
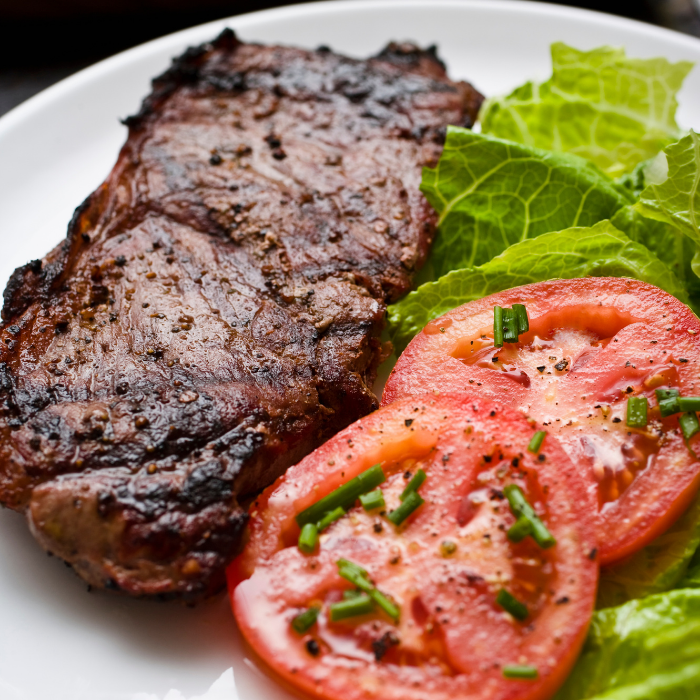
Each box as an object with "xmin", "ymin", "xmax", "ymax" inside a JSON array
[
  {"xmin": 383, "ymin": 278, "xmax": 700, "ymax": 564},
  {"xmin": 229, "ymin": 394, "xmax": 597, "ymax": 700}
]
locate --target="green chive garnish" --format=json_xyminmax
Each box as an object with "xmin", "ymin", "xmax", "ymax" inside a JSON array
[
  {"xmin": 317, "ymin": 506, "xmax": 345, "ymax": 532},
  {"xmin": 659, "ymin": 397, "xmax": 681, "ymax": 417},
  {"xmin": 507, "ymin": 516, "xmax": 533, "ymax": 543},
  {"xmin": 298, "ymin": 523, "xmax": 318, "ymax": 554},
  {"xmin": 656, "ymin": 388, "xmax": 680, "ymax": 401},
  {"xmin": 359, "ymin": 489, "xmax": 385, "ymax": 511},
  {"xmin": 626, "ymin": 397, "xmax": 648, "ymax": 428},
  {"xmin": 387, "ymin": 490, "xmax": 424, "ymax": 526},
  {"xmin": 370, "ymin": 589, "xmax": 400, "ymax": 620},
  {"xmin": 504, "ymin": 484, "xmax": 556, "ymax": 549},
  {"xmin": 513, "ymin": 304, "xmax": 529, "ymax": 334},
  {"xmin": 656, "ymin": 388, "xmax": 681, "ymax": 417},
  {"xmin": 503, "ymin": 308, "xmax": 519, "ymax": 343},
  {"xmin": 496, "ymin": 589, "xmax": 528, "ymax": 620},
  {"xmin": 400, "ymin": 469, "xmax": 426, "ymax": 501},
  {"xmin": 679, "ymin": 411, "xmax": 700, "ymax": 440},
  {"xmin": 527, "ymin": 430, "xmax": 546, "ymax": 454},
  {"xmin": 679, "ymin": 396, "xmax": 700, "ymax": 412},
  {"xmin": 337, "ymin": 559, "xmax": 400, "ymax": 621},
  {"xmin": 494, "ymin": 306, "xmax": 504, "ymax": 348},
  {"xmin": 296, "ymin": 464, "xmax": 386, "ymax": 526},
  {"xmin": 343, "ymin": 589, "xmax": 364, "ymax": 600},
  {"xmin": 329, "ymin": 594, "xmax": 373, "ymax": 621},
  {"xmin": 503, "ymin": 665, "xmax": 538, "ymax": 680},
  {"xmin": 291, "ymin": 606, "xmax": 320, "ymax": 634}
]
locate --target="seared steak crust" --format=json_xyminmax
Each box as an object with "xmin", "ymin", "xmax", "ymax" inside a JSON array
[{"xmin": 0, "ymin": 30, "xmax": 483, "ymax": 600}]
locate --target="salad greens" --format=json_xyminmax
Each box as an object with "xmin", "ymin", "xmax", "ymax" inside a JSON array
[
  {"xmin": 385, "ymin": 40, "xmax": 700, "ymax": 698},
  {"xmin": 420, "ymin": 128, "xmax": 632, "ymax": 276},
  {"xmin": 635, "ymin": 131, "xmax": 700, "ymax": 280},
  {"xmin": 480, "ymin": 43, "xmax": 692, "ymax": 178},
  {"xmin": 597, "ymin": 493, "xmax": 700, "ymax": 609},
  {"xmin": 555, "ymin": 589, "xmax": 700, "ymax": 700},
  {"xmin": 387, "ymin": 221, "xmax": 687, "ymax": 354}
]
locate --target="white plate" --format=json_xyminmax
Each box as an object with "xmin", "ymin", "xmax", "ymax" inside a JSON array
[{"xmin": 1, "ymin": 1, "xmax": 700, "ymax": 698}]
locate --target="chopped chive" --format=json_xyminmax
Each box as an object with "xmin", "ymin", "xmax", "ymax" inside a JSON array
[
  {"xmin": 400, "ymin": 469, "xmax": 427, "ymax": 501},
  {"xmin": 329, "ymin": 594, "xmax": 373, "ymax": 621},
  {"xmin": 659, "ymin": 396, "xmax": 681, "ymax": 417},
  {"xmin": 317, "ymin": 506, "xmax": 345, "ymax": 532},
  {"xmin": 504, "ymin": 484, "xmax": 556, "ymax": 549},
  {"xmin": 503, "ymin": 665, "xmax": 538, "ymax": 680},
  {"xmin": 387, "ymin": 490, "xmax": 424, "ymax": 526},
  {"xmin": 507, "ymin": 516, "xmax": 533, "ymax": 543},
  {"xmin": 656, "ymin": 388, "xmax": 680, "ymax": 402},
  {"xmin": 679, "ymin": 396, "xmax": 700, "ymax": 412},
  {"xmin": 359, "ymin": 488, "xmax": 385, "ymax": 511},
  {"xmin": 298, "ymin": 523, "xmax": 319, "ymax": 554},
  {"xmin": 503, "ymin": 308, "xmax": 519, "ymax": 343},
  {"xmin": 369, "ymin": 588, "xmax": 400, "ymax": 621},
  {"xmin": 656, "ymin": 388, "xmax": 681, "ymax": 417},
  {"xmin": 679, "ymin": 411, "xmax": 700, "ymax": 440},
  {"xmin": 291, "ymin": 606, "xmax": 320, "ymax": 634},
  {"xmin": 337, "ymin": 559, "xmax": 374, "ymax": 593},
  {"xmin": 336, "ymin": 559, "xmax": 400, "ymax": 622},
  {"xmin": 496, "ymin": 589, "xmax": 528, "ymax": 620},
  {"xmin": 494, "ymin": 306, "xmax": 504, "ymax": 348},
  {"xmin": 626, "ymin": 397, "xmax": 648, "ymax": 428},
  {"xmin": 296, "ymin": 464, "xmax": 386, "ymax": 526},
  {"xmin": 343, "ymin": 589, "xmax": 363, "ymax": 600},
  {"xmin": 527, "ymin": 430, "xmax": 546, "ymax": 454},
  {"xmin": 513, "ymin": 303, "xmax": 529, "ymax": 334}
]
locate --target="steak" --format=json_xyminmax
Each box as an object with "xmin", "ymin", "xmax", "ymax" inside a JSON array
[{"xmin": 0, "ymin": 30, "xmax": 483, "ymax": 600}]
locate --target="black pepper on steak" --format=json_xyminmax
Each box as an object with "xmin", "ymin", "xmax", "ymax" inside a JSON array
[{"xmin": 0, "ymin": 30, "xmax": 483, "ymax": 601}]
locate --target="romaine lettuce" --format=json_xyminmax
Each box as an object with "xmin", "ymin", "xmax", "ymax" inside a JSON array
[
  {"xmin": 480, "ymin": 43, "xmax": 692, "ymax": 177},
  {"xmin": 421, "ymin": 127, "xmax": 633, "ymax": 276},
  {"xmin": 597, "ymin": 493, "xmax": 700, "ymax": 609},
  {"xmin": 554, "ymin": 589, "xmax": 700, "ymax": 700},
  {"xmin": 387, "ymin": 221, "xmax": 687, "ymax": 354}
]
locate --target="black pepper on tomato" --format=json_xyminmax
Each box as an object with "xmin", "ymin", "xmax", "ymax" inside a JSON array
[
  {"xmin": 228, "ymin": 394, "xmax": 597, "ymax": 700},
  {"xmin": 383, "ymin": 278, "xmax": 700, "ymax": 565}
]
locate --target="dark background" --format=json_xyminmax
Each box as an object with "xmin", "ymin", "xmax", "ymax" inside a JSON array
[{"xmin": 1, "ymin": 0, "xmax": 699, "ymax": 118}]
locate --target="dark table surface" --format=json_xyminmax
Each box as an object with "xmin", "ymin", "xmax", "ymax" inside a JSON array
[{"xmin": 1, "ymin": 0, "xmax": 699, "ymax": 119}]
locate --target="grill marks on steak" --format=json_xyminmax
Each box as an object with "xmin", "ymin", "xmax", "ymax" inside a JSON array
[{"xmin": 0, "ymin": 30, "xmax": 483, "ymax": 599}]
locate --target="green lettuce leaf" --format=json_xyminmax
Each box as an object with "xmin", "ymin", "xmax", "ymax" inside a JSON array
[
  {"xmin": 610, "ymin": 205, "xmax": 700, "ymax": 313},
  {"xmin": 422, "ymin": 127, "xmax": 633, "ymax": 277},
  {"xmin": 636, "ymin": 130, "xmax": 700, "ymax": 272},
  {"xmin": 679, "ymin": 548, "xmax": 700, "ymax": 588},
  {"xmin": 480, "ymin": 43, "xmax": 692, "ymax": 177},
  {"xmin": 554, "ymin": 589, "xmax": 700, "ymax": 700},
  {"xmin": 597, "ymin": 492, "xmax": 700, "ymax": 609},
  {"xmin": 387, "ymin": 221, "xmax": 688, "ymax": 354}
]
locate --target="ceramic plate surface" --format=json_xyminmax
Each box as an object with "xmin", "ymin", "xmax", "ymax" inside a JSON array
[{"xmin": 1, "ymin": 1, "xmax": 700, "ymax": 698}]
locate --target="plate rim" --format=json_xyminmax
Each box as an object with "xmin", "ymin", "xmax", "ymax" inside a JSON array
[{"xmin": 2, "ymin": 0, "xmax": 700, "ymax": 140}]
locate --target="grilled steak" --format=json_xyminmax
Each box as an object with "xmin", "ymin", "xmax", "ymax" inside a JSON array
[{"xmin": 0, "ymin": 30, "xmax": 483, "ymax": 600}]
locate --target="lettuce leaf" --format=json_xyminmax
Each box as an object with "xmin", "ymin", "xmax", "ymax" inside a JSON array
[
  {"xmin": 422, "ymin": 127, "xmax": 633, "ymax": 277},
  {"xmin": 610, "ymin": 205, "xmax": 700, "ymax": 313},
  {"xmin": 554, "ymin": 589, "xmax": 700, "ymax": 700},
  {"xmin": 480, "ymin": 43, "xmax": 692, "ymax": 178},
  {"xmin": 679, "ymin": 548, "xmax": 700, "ymax": 588},
  {"xmin": 387, "ymin": 221, "xmax": 688, "ymax": 354},
  {"xmin": 597, "ymin": 492, "xmax": 700, "ymax": 609},
  {"xmin": 635, "ymin": 131, "xmax": 700, "ymax": 275}
]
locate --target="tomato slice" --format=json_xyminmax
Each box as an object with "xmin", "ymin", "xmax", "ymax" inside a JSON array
[
  {"xmin": 383, "ymin": 278, "xmax": 700, "ymax": 565},
  {"xmin": 229, "ymin": 394, "xmax": 597, "ymax": 700}
]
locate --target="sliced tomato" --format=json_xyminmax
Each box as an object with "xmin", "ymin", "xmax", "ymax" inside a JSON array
[
  {"xmin": 229, "ymin": 394, "xmax": 597, "ymax": 700},
  {"xmin": 383, "ymin": 278, "xmax": 700, "ymax": 565}
]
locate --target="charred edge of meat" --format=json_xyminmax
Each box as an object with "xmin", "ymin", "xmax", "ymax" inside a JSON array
[
  {"xmin": 374, "ymin": 41, "xmax": 446, "ymax": 71},
  {"xmin": 2, "ymin": 187, "xmax": 107, "ymax": 322},
  {"xmin": 122, "ymin": 27, "xmax": 242, "ymax": 131}
]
